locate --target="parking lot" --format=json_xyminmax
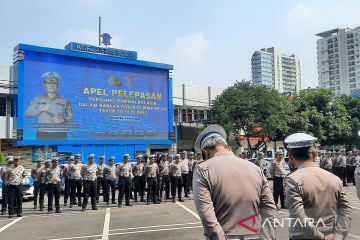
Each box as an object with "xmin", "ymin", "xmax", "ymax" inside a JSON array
[{"xmin": 0, "ymin": 183, "xmax": 360, "ymax": 240}]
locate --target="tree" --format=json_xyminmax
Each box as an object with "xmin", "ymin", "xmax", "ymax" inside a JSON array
[
  {"xmin": 0, "ymin": 152, "xmax": 5, "ymax": 164},
  {"xmin": 211, "ymin": 81, "xmax": 292, "ymax": 156},
  {"xmin": 339, "ymin": 94, "xmax": 360, "ymax": 146},
  {"xmin": 289, "ymin": 88, "xmax": 351, "ymax": 146}
]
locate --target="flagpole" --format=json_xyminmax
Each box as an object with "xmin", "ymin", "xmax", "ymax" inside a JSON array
[{"xmin": 98, "ymin": 16, "xmax": 101, "ymax": 46}]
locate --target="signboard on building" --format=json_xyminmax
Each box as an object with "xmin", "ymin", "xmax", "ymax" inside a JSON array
[{"xmin": 14, "ymin": 44, "xmax": 173, "ymax": 145}]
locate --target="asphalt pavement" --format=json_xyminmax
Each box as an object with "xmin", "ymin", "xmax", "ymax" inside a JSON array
[{"xmin": 0, "ymin": 182, "xmax": 359, "ymax": 240}]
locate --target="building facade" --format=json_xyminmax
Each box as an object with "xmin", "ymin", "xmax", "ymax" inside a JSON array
[
  {"xmin": 251, "ymin": 47, "xmax": 302, "ymax": 93},
  {"xmin": 316, "ymin": 27, "xmax": 360, "ymax": 95}
]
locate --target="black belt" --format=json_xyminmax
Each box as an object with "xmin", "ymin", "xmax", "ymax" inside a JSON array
[{"xmin": 226, "ymin": 235, "xmax": 260, "ymax": 240}]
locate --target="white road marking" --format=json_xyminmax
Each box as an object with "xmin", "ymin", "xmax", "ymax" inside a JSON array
[
  {"xmin": 108, "ymin": 225, "xmax": 203, "ymax": 236},
  {"xmin": 176, "ymin": 201, "xmax": 201, "ymax": 220},
  {"xmin": 47, "ymin": 234, "xmax": 101, "ymax": 240},
  {"xmin": 349, "ymin": 233, "xmax": 360, "ymax": 239},
  {"xmin": 101, "ymin": 208, "xmax": 111, "ymax": 240},
  {"xmin": 0, "ymin": 216, "xmax": 24, "ymax": 233},
  {"xmin": 110, "ymin": 222, "xmax": 202, "ymax": 232}
]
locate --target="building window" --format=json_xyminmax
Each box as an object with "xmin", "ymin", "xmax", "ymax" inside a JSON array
[
  {"xmin": 181, "ymin": 109, "xmax": 187, "ymax": 122},
  {"xmin": 174, "ymin": 108, "xmax": 179, "ymax": 122},
  {"xmin": 0, "ymin": 97, "xmax": 6, "ymax": 116}
]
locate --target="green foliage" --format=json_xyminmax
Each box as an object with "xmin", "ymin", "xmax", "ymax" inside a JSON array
[
  {"xmin": 339, "ymin": 94, "xmax": 360, "ymax": 145},
  {"xmin": 0, "ymin": 152, "xmax": 5, "ymax": 163}
]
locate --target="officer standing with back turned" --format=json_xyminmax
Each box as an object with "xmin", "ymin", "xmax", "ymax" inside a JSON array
[{"xmin": 284, "ymin": 133, "xmax": 352, "ymax": 239}]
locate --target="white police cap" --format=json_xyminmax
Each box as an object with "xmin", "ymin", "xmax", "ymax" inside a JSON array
[
  {"xmin": 75, "ymin": 153, "xmax": 81, "ymax": 158},
  {"xmin": 69, "ymin": 156, "xmax": 75, "ymax": 160},
  {"xmin": 41, "ymin": 72, "xmax": 60, "ymax": 83},
  {"xmin": 99, "ymin": 155, "xmax": 106, "ymax": 159},
  {"xmin": 88, "ymin": 154, "xmax": 95, "ymax": 158},
  {"xmin": 284, "ymin": 133, "xmax": 317, "ymax": 149},
  {"xmin": 109, "ymin": 156, "xmax": 116, "ymax": 161},
  {"xmin": 123, "ymin": 153, "xmax": 130, "ymax": 158},
  {"xmin": 194, "ymin": 124, "xmax": 227, "ymax": 152}
]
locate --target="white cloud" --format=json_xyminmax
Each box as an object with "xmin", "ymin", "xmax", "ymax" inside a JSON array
[{"xmin": 171, "ymin": 33, "xmax": 209, "ymax": 64}]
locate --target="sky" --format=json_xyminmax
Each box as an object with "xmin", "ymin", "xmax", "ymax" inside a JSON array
[{"xmin": 1, "ymin": 0, "xmax": 360, "ymax": 88}]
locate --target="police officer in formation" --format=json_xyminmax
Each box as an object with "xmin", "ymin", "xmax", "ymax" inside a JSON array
[
  {"xmin": 268, "ymin": 151, "xmax": 287, "ymax": 209},
  {"xmin": 133, "ymin": 155, "xmax": 145, "ymax": 202},
  {"xmin": 319, "ymin": 151, "xmax": 333, "ymax": 172},
  {"xmin": 116, "ymin": 154, "xmax": 132, "ymax": 207},
  {"xmin": 31, "ymin": 159, "xmax": 43, "ymax": 209},
  {"xmin": 170, "ymin": 154, "xmax": 184, "ymax": 203},
  {"xmin": 188, "ymin": 152, "xmax": 196, "ymax": 192},
  {"xmin": 69, "ymin": 153, "xmax": 82, "ymax": 207},
  {"xmin": 1, "ymin": 156, "xmax": 13, "ymax": 215},
  {"xmin": 5, "ymin": 156, "xmax": 26, "ymax": 218},
  {"xmin": 45, "ymin": 157, "xmax": 62, "ymax": 214},
  {"xmin": 180, "ymin": 151, "xmax": 190, "ymax": 198},
  {"xmin": 284, "ymin": 133, "xmax": 352, "ymax": 239},
  {"xmin": 62, "ymin": 156, "xmax": 73, "ymax": 206},
  {"xmin": 104, "ymin": 156, "xmax": 117, "ymax": 205},
  {"xmin": 81, "ymin": 154, "xmax": 98, "ymax": 211},
  {"xmin": 145, "ymin": 155, "xmax": 160, "ymax": 205},
  {"xmin": 159, "ymin": 153, "xmax": 171, "ymax": 200},
  {"xmin": 39, "ymin": 160, "xmax": 50, "ymax": 211},
  {"xmin": 96, "ymin": 155, "xmax": 106, "ymax": 203}
]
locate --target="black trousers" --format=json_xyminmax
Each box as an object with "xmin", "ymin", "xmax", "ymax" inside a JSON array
[
  {"xmin": 105, "ymin": 179, "xmax": 116, "ymax": 203},
  {"xmin": 82, "ymin": 180, "xmax": 97, "ymax": 209},
  {"xmin": 146, "ymin": 177, "xmax": 158, "ymax": 203},
  {"xmin": 39, "ymin": 183, "xmax": 47, "ymax": 209},
  {"xmin": 188, "ymin": 171, "xmax": 194, "ymax": 191},
  {"xmin": 47, "ymin": 183, "xmax": 61, "ymax": 211},
  {"xmin": 171, "ymin": 176, "xmax": 183, "ymax": 199},
  {"xmin": 342, "ymin": 167, "xmax": 347, "ymax": 185},
  {"xmin": 351, "ymin": 166, "xmax": 357, "ymax": 185},
  {"xmin": 33, "ymin": 181, "xmax": 41, "ymax": 207},
  {"xmin": 133, "ymin": 176, "xmax": 145, "ymax": 201},
  {"xmin": 70, "ymin": 179, "xmax": 82, "ymax": 205},
  {"xmin": 8, "ymin": 185, "xmax": 23, "ymax": 215},
  {"xmin": 64, "ymin": 179, "xmax": 71, "ymax": 204},
  {"xmin": 346, "ymin": 165, "xmax": 352, "ymax": 183},
  {"xmin": 160, "ymin": 175, "xmax": 170, "ymax": 199},
  {"xmin": 182, "ymin": 173, "xmax": 189, "ymax": 196},
  {"xmin": 273, "ymin": 176, "xmax": 285, "ymax": 206},
  {"xmin": 96, "ymin": 177, "xmax": 106, "ymax": 201},
  {"xmin": 1, "ymin": 185, "xmax": 8, "ymax": 211},
  {"xmin": 118, "ymin": 176, "xmax": 131, "ymax": 205}
]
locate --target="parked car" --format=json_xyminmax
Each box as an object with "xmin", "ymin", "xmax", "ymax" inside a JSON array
[{"xmin": 0, "ymin": 171, "xmax": 34, "ymax": 201}]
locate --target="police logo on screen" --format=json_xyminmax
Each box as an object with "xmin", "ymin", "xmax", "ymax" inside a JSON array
[{"xmin": 101, "ymin": 33, "xmax": 112, "ymax": 46}]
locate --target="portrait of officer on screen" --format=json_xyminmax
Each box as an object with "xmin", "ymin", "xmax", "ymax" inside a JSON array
[{"xmin": 25, "ymin": 71, "xmax": 73, "ymax": 139}]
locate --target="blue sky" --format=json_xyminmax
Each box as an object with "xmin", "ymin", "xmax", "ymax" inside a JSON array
[{"xmin": 1, "ymin": 0, "xmax": 360, "ymax": 88}]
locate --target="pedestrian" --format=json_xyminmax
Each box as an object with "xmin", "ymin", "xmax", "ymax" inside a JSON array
[
  {"xmin": 269, "ymin": 151, "xmax": 287, "ymax": 209},
  {"xmin": 193, "ymin": 125, "xmax": 277, "ymax": 239},
  {"xmin": 104, "ymin": 156, "xmax": 117, "ymax": 205},
  {"xmin": 96, "ymin": 155, "xmax": 106, "ymax": 203},
  {"xmin": 284, "ymin": 133, "xmax": 352, "ymax": 239},
  {"xmin": 339, "ymin": 149, "xmax": 348, "ymax": 186},
  {"xmin": 180, "ymin": 151, "xmax": 190, "ymax": 198},
  {"xmin": 31, "ymin": 159, "xmax": 43, "ymax": 209},
  {"xmin": 133, "ymin": 155, "xmax": 145, "ymax": 202},
  {"xmin": 62, "ymin": 156, "xmax": 73, "ymax": 206},
  {"xmin": 144, "ymin": 155, "xmax": 160, "ymax": 205},
  {"xmin": 170, "ymin": 154, "xmax": 184, "ymax": 203},
  {"xmin": 45, "ymin": 157, "xmax": 62, "ymax": 214},
  {"xmin": 69, "ymin": 153, "xmax": 83, "ymax": 208},
  {"xmin": 188, "ymin": 152, "xmax": 195, "ymax": 193},
  {"xmin": 81, "ymin": 154, "xmax": 98, "ymax": 211},
  {"xmin": 159, "ymin": 153, "xmax": 171, "ymax": 200},
  {"xmin": 1, "ymin": 156, "xmax": 14, "ymax": 215},
  {"xmin": 5, "ymin": 156, "xmax": 27, "ymax": 218},
  {"xmin": 253, "ymin": 152, "xmax": 269, "ymax": 177},
  {"xmin": 116, "ymin": 154, "xmax": 132, "ymax": 207},
  {"xmin": 349, "ymin": 150, "xmax": 358, "ymax": 185},
  {"xmin": 38, "ymin": 160, "xmax": 50, "ymax": 211}
]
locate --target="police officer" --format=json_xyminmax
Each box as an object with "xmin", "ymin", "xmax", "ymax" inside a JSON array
[
  {"xmin": 5, "ymin": 156, "xmax": 27, "ymax": 218},
  {"xmin": 69, "ymin": 153, "xmax": 83, "ymax": 207},
  {"xmin": 45, "ymin": 157, "xmax": 62, "ymax": 214},
  {"xmin": 62, "ymin": 156, "xmax": 73, "ymax": 206},
  {"xmin": 159, "ymin": 153, "xmax": 171, "ymax": 200},
  {"xmin": 1, "ymin": 157, "xmax": 13, "ymax": 215},
  {"xmin": 170, "ymin": 154, "xmax": 184, "ymax": 203},
  {"xmin": 104, "ymin": 157, "xmax": 117, "ymax": 205},
  {"xmin": 320, "ymin": 151, "xmax": 333, "ymax": 172},
  {"xmin": 284, "ymin": 133, "xmax": 352, "ymax": 239},
  {"xmin": 133, "ymin": 155, "xmax": 145, "ymax": 202},
  {"xmin": 39, "ymin": 160, "xmax": 50, "ymax": 211},
  {"xmin": 81, "ymin": 154, "xmax": 98, "ymax": 211},
  {"xmin": 31, "ymin": 159, "xmax": 43, "ymax": 209},
  {"xmin": 24, "ymin": 72, "xmax": 73, "ymax": 139},
  {"xmin": 339, "ymin": 149, "xmax": 348, "ymax": 186},
  {"xmin": 116, "ymin": 154, "xmax": 132, "ymax": 207},
  {"xmin": 96, "ymin": 155, "xmax": 107, "ymax": 203},
  {"xmin": 269, "ymin": 151, "xmax": 287, "ymax": 209},
  {"xmin": 188, "ymin": 152, "xmax": 196, "ymax": 193},
  {"xmin": 355, "ymin": 164, "xmax": 360, "ymax": 198},
  {"xmin": 145, "ymin": 155, "xmax": 160, "ymax": 205},
  {"xmin": 180, "ymin": 151, "xmax": 190, "ymax": 198},
  {"xmin": 253, "ymin": 152, "xmax": 269, "ymax": 176},
  {"xmin": 348, "ymin": 151, "xmax": 358, "ymax": 185},
  {"xmin": 193, "ymin": 125, "xmax": 276, "ymax": 239}
]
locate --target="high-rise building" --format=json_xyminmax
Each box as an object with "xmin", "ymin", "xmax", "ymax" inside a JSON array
[
  {"xmin": 251, "ymin": 47, "xmax": 302, "ymax": 93},
  {"xmin": 316, "ymin": 27, "xmax": 360, "ymax": 95}
]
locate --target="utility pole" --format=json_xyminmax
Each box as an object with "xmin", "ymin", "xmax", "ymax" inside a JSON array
[{"xmin": 98, "ymin": 16, "xmax": 101, "ymax": 46}]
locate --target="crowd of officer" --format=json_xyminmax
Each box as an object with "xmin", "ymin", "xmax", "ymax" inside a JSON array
[{"xmin": 0, "ymin": 151, "xmax": 201, "ymax": 218}]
